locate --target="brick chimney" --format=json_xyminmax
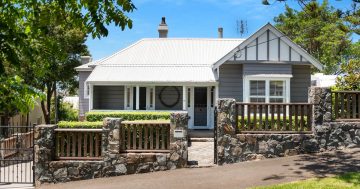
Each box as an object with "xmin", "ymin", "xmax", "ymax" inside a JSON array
[
  {"xmin": 158, "ymin": 17, "xmax": 168, "ymax": 38},
  {"xmin": 218, "ymin": 27, "xmax": 223, "ymax": 38},
  {"xmin": 80, "ymin": 56, "xmax": 92, "ymax": 64}
]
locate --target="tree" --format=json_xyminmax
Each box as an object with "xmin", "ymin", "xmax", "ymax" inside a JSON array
[
  {"xmin": 0, "ymin": 76, "xmax": 43, "ymax": 127},
  {"xmin": 19, "ymin": 5, "xmax": 90, "ymax": 124},
  {"xmin": 0, "ymin": 0, "xmax": 136, "ymax": 73},
  {"xmin": 335, "ymin": 42, "xmax": 360, "ymax": 90},
  {"xmin": 273, "ymin": 1, "xmax": 353, "ymax": 74}
]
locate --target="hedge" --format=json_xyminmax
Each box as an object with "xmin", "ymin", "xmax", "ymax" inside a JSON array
[
  {"xmin": 238, "ymin": 116, "xmax": 309, "ymax": 131},
  {"xmin": 58, "ymin": 121, "xmax": 103, "ymax": 128},
  {"xmin": 85, "ymin": 111, "xmax": 171, "ymax": 122}
]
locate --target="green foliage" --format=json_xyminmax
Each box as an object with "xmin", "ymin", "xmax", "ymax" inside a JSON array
[
  {"xmin": 335, "ymin": 42, "xmax": 360, "ymax": 90},
  {"xmin": 57, "ymin": 121, "xmax": 102, "ymax": 128},
  {"xmin": 252, "ymin": 172, "xmax": 360, "ymax": 189},
  {"xmin": 238, "ymin": 116, "xmax": 309, "ymax": 131},
  {"xmin": 51, "ymin": 97, "xmax": 78, "ymax": 122},
  {"xmin": 274, "ymin": 1, "xmax": 353, "ymax": 74},
  {"xmin": 0, "ymin": 0, "xmax": 135, "ymax": 72},
  {"xmin": 85, "ymin": 112, "xmax": 171, "ymax": 122},
  {"xmin": 0, "ymin": 76, "xmax": 44, "ymax": 124}
]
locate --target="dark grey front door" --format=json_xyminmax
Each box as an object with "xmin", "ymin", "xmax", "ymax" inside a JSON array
[{"xmin": 194, "ymin": 87, "xmax": 207, "ymax": 126}]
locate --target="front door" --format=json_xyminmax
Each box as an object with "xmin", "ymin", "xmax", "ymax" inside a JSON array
[
  {"xmin": 194, "ymin": 87, "xmax": 207, "ymax": 127},
  {"xmin": 139, "ymin": 87, "xmax": 147, "ymax": 110}
]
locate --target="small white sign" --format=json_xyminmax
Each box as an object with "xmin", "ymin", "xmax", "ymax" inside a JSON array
[{"xmin": 174, "ymin": 129, "xmax": 184, "ymax": 138}]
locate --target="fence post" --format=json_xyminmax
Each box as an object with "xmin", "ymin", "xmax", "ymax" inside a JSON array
[
  {"xmin": 102, "ymin": 118, "xmax": 122, "ymax": 158},
  {"xmin": 34, "ymin": 124, "xmax": 57, "ymax": 186},
  {"xmin": 308, "ymin": 87, "xmax": 332, "ymax": 126},
  {"xmin": 216, "ymin": 98, "xmax": 236, "ymax": 165},
  {"xmin": 169, "ymin": 111, "xmax": 189, "ymax": 169}
]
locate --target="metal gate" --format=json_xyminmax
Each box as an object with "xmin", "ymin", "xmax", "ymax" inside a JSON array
[
  {"xmin": 213, "ymin": 107, "xmax": 217, "ymax": 164},
  {"xmin": 0, "ymin": 125, "xmax": 34, "ymax": 184}
]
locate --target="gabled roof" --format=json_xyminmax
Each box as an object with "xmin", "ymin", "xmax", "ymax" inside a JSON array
[{"xmin": 213, "ymin": 23, "xmax": 323, "ymax": 70}]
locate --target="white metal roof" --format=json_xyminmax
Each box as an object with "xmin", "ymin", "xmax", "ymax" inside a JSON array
[
  {"xmin": 86, "ymin": 65, "xmax": 217, "ymax": 84},
  {"xmin": 83, "ymin": 38, "xmax": 244, "ymax": 83}
]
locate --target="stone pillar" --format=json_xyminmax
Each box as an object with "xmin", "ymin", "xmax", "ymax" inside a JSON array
[
  {"xmin": 308, "ymin": 87, "xmax": 332, "ymax": 126},
  {"xmin": 216, "ymin": 98, "xmax": 237, "ymax": 165},
  {"xmin": 34, "ymin": 124, "xmax": 57, "ymax": 186},
  {"xmin": 169, "ymin": 111, "xmax": 189, "ymax": 168},
  {"xmin": 102, "ymin": 118, "xmax": 122, "ymax": 159}
]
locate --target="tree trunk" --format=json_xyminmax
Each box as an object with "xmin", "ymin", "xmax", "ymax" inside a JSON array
[{"xmin": 40, "ymin": 82, "xmax": 54, "ymax": 124}]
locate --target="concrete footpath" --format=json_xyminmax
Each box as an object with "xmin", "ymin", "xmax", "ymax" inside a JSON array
[{"xmin": 40, "ymin": 148, "xmax": 360, "ymax": 189}]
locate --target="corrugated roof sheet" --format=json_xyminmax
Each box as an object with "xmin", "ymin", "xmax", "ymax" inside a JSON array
[
  {"xmin": 86, "ymin": 65, "xmax": 216, "ymax": 83},
  {"xmin": 83, "ymin": 38, "xmax": 244, "ymax": 83}
]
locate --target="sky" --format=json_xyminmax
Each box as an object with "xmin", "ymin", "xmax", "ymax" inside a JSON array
[{"xmin": 85, "ymin": 0, "xmax": 357, "ymax": 61}]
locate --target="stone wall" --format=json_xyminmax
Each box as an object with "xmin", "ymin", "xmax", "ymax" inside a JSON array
[
  {"xmin": 216, "ymin": 87, "xmax": 360, "ymax": 165},
  {"xmin": 35, "ymin": 112, "xmax": 189, "ymax": 185}
]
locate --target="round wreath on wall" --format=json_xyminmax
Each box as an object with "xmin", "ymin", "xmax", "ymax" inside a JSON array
[{"xmin": 158, "ymin": 86, "xmax": 180, "ymax": 108}]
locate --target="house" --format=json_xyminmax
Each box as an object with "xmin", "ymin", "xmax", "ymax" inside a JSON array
[{"xmin": 75, "ymin": 17, "xmax": 323, "ymax": 130}]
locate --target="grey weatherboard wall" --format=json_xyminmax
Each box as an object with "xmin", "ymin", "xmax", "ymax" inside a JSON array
[
  {"xmin": 93, "ymin": 86, "xmax": 125, "ymax": 110},
  {"xmin": 218, "ymin": 62, "xmax": 311, "ymax": 103},
  {"xmin": 155, "ymin": 86, "xmax": 183, "ymax": 110},
  {"xmin": 218, "ymin": 64, "xmax": 243, "ymax": 102},
  {"xmin": 78, "ymin": 71, "xmax": 91, "ymax": 117},
  {"xmin": 243, "ymin": 63, "xmax": 292, "ymax": 75},
  {"xmin": 291, "ymin": 65, "xmax": 311, "ymax": 102}
]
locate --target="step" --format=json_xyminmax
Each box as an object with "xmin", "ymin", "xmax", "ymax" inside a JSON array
[{"xmin": 190, "ymin": 138, "xmax": 214, "ymax": 142}]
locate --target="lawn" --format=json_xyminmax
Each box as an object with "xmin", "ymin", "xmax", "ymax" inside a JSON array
[{"xmin": 252, "ymin": 172, "xmax": 360, "ymax": 189}]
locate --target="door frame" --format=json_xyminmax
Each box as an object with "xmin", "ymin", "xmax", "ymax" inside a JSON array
[{"xmin": 188, "ymin": 86, "xmax": 213, "ymax": 130}]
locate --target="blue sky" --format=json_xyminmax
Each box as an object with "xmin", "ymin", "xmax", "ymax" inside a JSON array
[{"xmin": 86, "ymin": 0, "xmax": 356, "ymax": 61}]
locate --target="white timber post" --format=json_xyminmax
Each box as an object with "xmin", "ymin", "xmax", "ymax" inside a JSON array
[
  {"xmin": 182, "ymin": 86, "xmax": 187, "ymax": 110},
  {"xmin": 136, "ymin": 85, "xmax": 140, "ymax": 110},
  {"xmin": 89, "ymin": 84, "xmax": 93, "ymax": 111}
]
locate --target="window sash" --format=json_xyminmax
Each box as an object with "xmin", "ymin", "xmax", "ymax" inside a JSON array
[{"xmin": 247, "ymin": 78, "xmax": 288, "ymax": 103}]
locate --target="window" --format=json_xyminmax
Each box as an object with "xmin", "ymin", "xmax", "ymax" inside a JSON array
[
  {"xmin": 210, "ymin": 87, "xmax": 214, "ymax": 107},
  {"xmin": 126, "ymin": 87, "xmax": 131, "ymax": 108},
  {"xmin": 245, "ymin": 77, "xmax": 290, "ymax": 103},
  {"xmin": 249, "ymin": 80, "xmax": 266, "ymax": 102}
]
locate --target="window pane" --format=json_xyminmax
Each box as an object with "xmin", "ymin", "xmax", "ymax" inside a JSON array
[
  {"xmin": 270, "ymin": 81, "xmax": 284, "ymax": 97},
  {"xmin": 269, "ymin": 98, "xmax": 284, "ymax": 103},
  {"xmin": 250, "ymin": 98, "xmax": 266, "ymax": 103},
  {"xmin": 250, "ymin": 80, "xmax": 265, "ymax": 96}
]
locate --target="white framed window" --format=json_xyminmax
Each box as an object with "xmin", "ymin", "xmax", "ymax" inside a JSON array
[
  {"xmin": 146, "ymin": 86, "xmax": 155, "ymax": 110},
  {"xmin": 244, "ymin": 75, "xmax": 291, "ymax": 103},
  {"xmin": 84, "ymin": 82, "xmax": 90, "ymax": 99}
]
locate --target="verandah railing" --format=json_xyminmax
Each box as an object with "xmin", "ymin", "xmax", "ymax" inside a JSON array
[
  {"xmin": 120, "ymin": 121, "xmax": 170, "ymax": 153},
  {"xmin": 55, "ymin": 129, "xmax": 102, "ymax": 160},
  {"xmin": 235, "ymin": 103, "xmax": 313, "ymax": 133},
  {"xmin": 332, "ymin": 91, "xmax": 360, "ymax": 120}
]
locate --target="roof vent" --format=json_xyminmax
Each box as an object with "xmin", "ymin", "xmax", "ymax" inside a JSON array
[
  {"xmin": 218, "ymin": 27, "xmax": 223, "ymax": 38},
  {"xmin": 158, "ymin": 17, "xmax": 168, "ymax": 38}
]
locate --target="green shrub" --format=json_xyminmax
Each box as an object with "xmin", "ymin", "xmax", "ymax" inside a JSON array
[
  {"xmin": 85, "ymin": 111, "xmax": 171, "ymax": 122},
  {"xmin": 58, "ymin": 121, "xmax": 102, "ymax": 128},
  {"xmin": 238, "ymin": 116, "xmax": 309, "ymax": 131}
]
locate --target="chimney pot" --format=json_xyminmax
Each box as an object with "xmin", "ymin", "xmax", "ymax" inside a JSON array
[
  {"xmin": 158, "ymin": 17, "xmax": 168, "ymax": 38},
  {"xmin": 218, "ymin": 27, "xmax": 223, "ymax": 38},
  {"xmin": 80, "ymin": 56, "xmax": 92, "ymax": 65}
]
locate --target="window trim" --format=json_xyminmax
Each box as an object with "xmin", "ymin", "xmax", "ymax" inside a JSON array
[{"xmin": 243, "ymin": 75, "xmax": 291, "ymax": 103}]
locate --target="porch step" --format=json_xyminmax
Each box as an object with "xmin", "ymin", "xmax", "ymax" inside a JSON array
[
  {"xmin": 190, "ymin": 138, "xmax": 214, "ymax": 142},
  {"xmin": 188, "ymin": 129, "xmax": 214, "ymax": 138},
  {"xmin": 186, "ymin": 161, "xmax": 215, "ymax": 168}
]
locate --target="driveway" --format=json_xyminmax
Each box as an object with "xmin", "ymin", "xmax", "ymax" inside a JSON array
[{"xmin": 40, "ymin": 148, "xmax": 360, "ymax": 189}]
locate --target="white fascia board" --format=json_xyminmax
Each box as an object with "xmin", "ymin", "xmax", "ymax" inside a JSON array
[{"xmin": 85, "ymin": 81, "xmax": 218, "ymax": 86}]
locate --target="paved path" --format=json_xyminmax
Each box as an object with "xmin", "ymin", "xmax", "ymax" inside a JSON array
[
  {"xmin": 188, "ymin": 141, "xmax": 214, "ymax": 166},
  {"xmin": 40, "ymin": 148, "xmax": 360, "ymax": 189}
]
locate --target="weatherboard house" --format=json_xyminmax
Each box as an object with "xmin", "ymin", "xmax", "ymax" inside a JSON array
[{"xmin": 75, "ymin": 18, "xmax": 323, "ymax": 130}]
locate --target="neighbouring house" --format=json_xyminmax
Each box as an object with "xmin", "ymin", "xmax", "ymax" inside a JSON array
[
  {"xmin": 75, "ymin": 17, "xmax": 323, "ymax": 129},
  {"xmin": 311, "ymin": 73, "xmax": 337, "ymax": 87}
]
